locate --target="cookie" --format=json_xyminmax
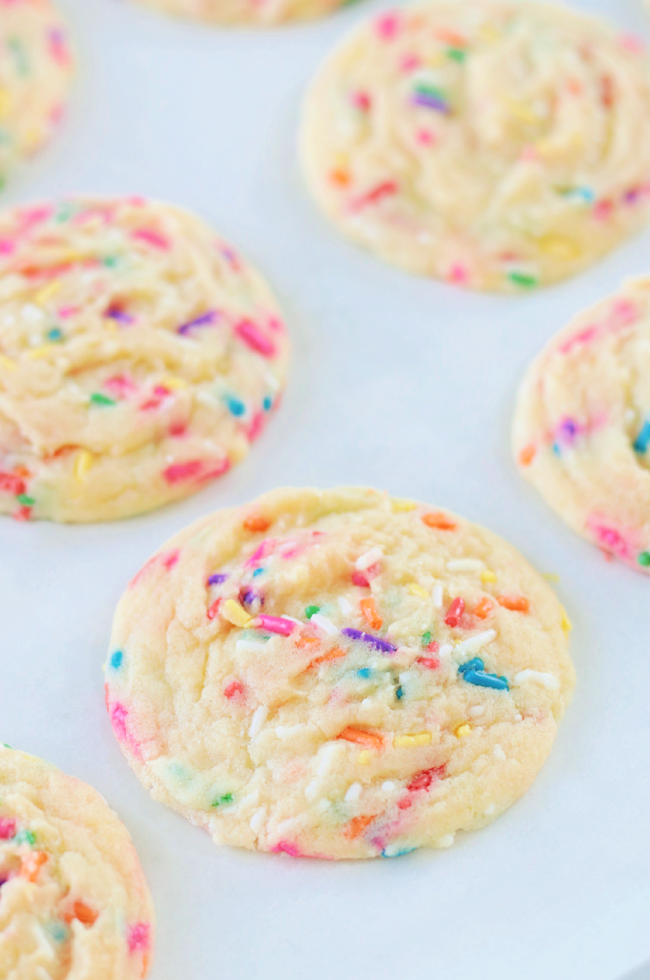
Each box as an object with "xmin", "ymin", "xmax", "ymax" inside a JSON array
[
  {"xmin": 0, "ymin": 0, "xmax": 73, "ymax": 191},
  {"xmin": 0, "ymin": 198, "xmax": 289, "ymax": 523},
  {"xmin": 514, "ymin": 277, "xmax": 650, "ymax": 575},
  {"xmin": 131, "ymin": 0, "xmax": 347, "ymax": 27},
  {"xmin": 0, "ymin": 746, "xmax": 154, "ymax": 978},
  {"xmin": 106, "ymin": 486, "xmax": 574, "ymax": 860},
  {"xmin": 301, "ymin": 0, "xmax": 650, "ymax": 292}
]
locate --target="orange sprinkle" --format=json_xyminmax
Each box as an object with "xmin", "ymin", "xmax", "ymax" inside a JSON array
[
  {"xmin": 518, "ymin": 444, "xmax": 536, "ymax": 466},
  {"xmin": 330, "ymin": 167, "xmax": 351, "ymax": 187},
  {"xmin": 497, "ymin": 594, "xmax": 530, "ymax": 613},
  {"xmin": 422, "ymin": 512, "xmax": 456, "ymax": 531},
  {"xmin": 337, "ymin": 727, "xmax": 384, "ymax": 750},
  {"xmin": 20, "ymin": 851, "xmax": 47, "ymax": 882},
  {"xmin": 72, "ymin": 901, "xmax": 98, "ymax": 926},
  {"xmin": 344, "ymin": 814, "xmax": 376, "ymax": 839},
  {"xmin": 360, "ymin": 597, "xmax": 382, "ymax": 630},
  {"xmin": 296, "ymin": 635, "xmax": 320, "ymax": 649},
  {"xmin": 474, "ymin": 597, "xmax": 493, "ymax": 620},
  {"xmin": 309, "ymin": 647, "xmax": 346, "ymax": 668},
  {"xmin": 243, "ymin": 515, "xmax": 271, "ymax": 533}
]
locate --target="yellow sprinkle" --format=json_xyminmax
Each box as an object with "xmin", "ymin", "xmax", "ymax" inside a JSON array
[
  {"xmin": 160, "ymin": 376, "xmax": 187, "ymax": 391},
  {"xmin": 358, "ymin": 750, "xmax": 371, "ymax": 766},
  {"xmin": 391, "ymin": 498, "xmax": 417, "ymax": 513},
  {"xmin": 508, "ymin": 101, "xmax": 539, "ymax": 124},
  {"xmin": 481, "ymin": 569, "xmax": 497, "ymax": 584},
  {"xmin": 561, "ymin": 607, "xmax": 572, "ymax": 633},
  {"xmin": 455, "ymin": 724, "xmax": 472, "ymax": 738},
  {"xmin": 538, "ymin": 234, "xmax": 581, "ymax": 261},
  {"xmin": 74, "ymin": 450, "xmax": 94, "ymax": 482},
  {"xmin": 394, "ymin": 732, "xmax": 432, "ymax": 749},
  {"xmin": 34, "ymin": 281, "xmax": 61, "ymax": 306},
  {"xmin": 480, "ymin": 24, "xmax": 500, "ymax": 43},
  {"xmin": 543, "ymin": 573, "xmax": 561, "ymax": 584},
  {"xmin": 409, "ymin": 583, "xmax": 429, "ymax": 599},
  {"xmin": 221, "ymin": 599, "xmax": 252, "ymax": 628},
  {"xmin": 0, "ymin": 354, "xmax": 17, "ymax": 372},
  {"xmin": 25, "ymin": 347, "xmax": 52, "ymax": 360},
  {"xmin": 0, "ymin": 88, "xmax": 12, "ymax": 119}
]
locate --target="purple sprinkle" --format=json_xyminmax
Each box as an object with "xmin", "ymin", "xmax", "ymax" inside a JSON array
[
  {"xmin": 240, "ymin": 589, "xmax": 259, "ymax": 606},
  {"xmin": 411, "ymin": 92, "xmax": 449, "ymax": 113},
  {"xmin": 105, "ymin": 306, "xmax": 135, "ymax": 325},
  {"xmin": 341, "ymin": 628, "xmax": 396, "ymax": 654},
  {"xmin": 208, "ymin": 573, "xmax": 228, "ymax": 586},
  {"xmin": 178, "ymin": 311, "xmax": 220, "ymax": 336}
]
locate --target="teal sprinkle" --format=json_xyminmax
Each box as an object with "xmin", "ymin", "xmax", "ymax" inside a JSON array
[
  {"xmin": 395, "ymin": 685, "xmax": 404, "ymax": 700},
  {"xmin": 262, "ymin": 396, "xmax": 273, "ymax": 412},
  {"xmin": 225, "ymin": 396, "xmax": 246, "ymax": 417},
  {"xmin": 508, "ymin": 271, "xmax": 538, "ymax": 289},
  {"xmin": 421, "ymin": 630, "xmax": 432, "ymax": 646},
  {"xmin": 109, "ymin": 650, "xmax": 123, "ymax": 670},
  {"xmin": 90, "ymin": 392, "xmax": 116, "ymax": 407},
  {"xmin": 357, "ymin": 667, "xmax": 373, "ymax": 679},
  {"xmin": 633, "ymin": 420, "xmax": 650, "ymax": 455},
  {"xmin": 305, "ymin": 605, "xmax": 320, "ymax": 619},
  {"xmin": 212, "ymin": 793, "xmax": 233, "ymax": 807},
  {"xmin": 638, "ymin": 552, "xmax": 650, "ymax": 567},
  {"xmin": 47, "ymin": 328, "xmax": 64, "ymax": 343},
  {"xmin": 45, "ymin": 921, "xmax": 69, "ymax": 943},
  {"xmin": 382, "ymin": 846, "xmax": 418, "ymax": 858},
  {"xmin": 252, "ymin": 567, "xmax": 264, "ymax": 578},
  {"xmin": 13, "ymin": 829, "xmax": 36, "ymax": 847}
]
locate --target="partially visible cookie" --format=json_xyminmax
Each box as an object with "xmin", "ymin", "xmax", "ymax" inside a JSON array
[
  {"xmin": 301, "ymin": 0, "xmax": 650, "ymax": 291},
  {"xmin": 107, "ymin": 486, "xmax": 574, "ymax": 860},
  {"xmin": 0, "ymin": 0, "xmax": 73, "ymax": 191},
  {"xmin": 514, "ymin": 277, "xmax": 650, "ymax": 574},
  {"xmin": 0, "ymin": 746, "xmax": 154, "ymax": 979},
  {"xmin": 131, "ymin": 0, "xmax": 349, "ymax": 27},
  {"xmin": 0, "ymin": 198, "xmax": 290, "ymax": 523}
]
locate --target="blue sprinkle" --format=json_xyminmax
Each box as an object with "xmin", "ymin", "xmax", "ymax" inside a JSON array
[
  {"xmin": 552, "ymin": 442, "xmax": 561, "ymax": 456},
  {"xmin": 395, "ymin": 685, "xmax": 404, "ymax": 700},
  {"xmin": 463, "ymin": 669, "xmax": 509, "ymax": 691},
  {"xmin": 561, "ymin": 186, "xmax": 595, "ymax": 204},
  {"xmin": 47, "ymin": 327, "xmax": 64, "ymax": 342},
  {"xmin": 633, "ymin": 420, "xmax": 650, "ymax": 454},
  {"xmin": 252, "ymin": 567, "xmax": 264, "ymax": 578},
  {"xmin": 109, "ymin": 650, "xmax": 123, "ymax": 670},
  {"xmin": 208, "ymin": 573, "xmax": 228, "ymax": 586},
  {"xmin": 263, "ymin": 396, "xmax": 273, "ymax": 412},
  {"xmin": 458, "ymin": 658, "xmax": 484, "ymax": 675},
  {"xmin": 381, "ymin": 846, "xmax": 418, "ymax": 858},
  {"xmin": 225, "ymin": 396, "xmax": 246, "ymax": 417},
  {"xmin": 357, "ymin": 667, "xmax": 373, "ymax": 679}
]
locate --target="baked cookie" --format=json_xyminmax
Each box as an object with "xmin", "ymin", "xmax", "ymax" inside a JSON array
[
  {"xmin": 106, "ymin": 486, "xmax": 574, "ymax": 860},
  {"xmin": 0, "ymin": 0, "xmax": 73, "ymax": 191},
  {"xmin": 0, "ymin": 198, "xmax": 289, "ymax": 523},
  {"xmin": 301, "ymin": 0, "xmax": 650, "ymax": 292},
  {"xmin": 514, "ymin": 277, "xmax": 650, "ymax": 575},
  {"xmin": 131, "ymin": 0, "xmax": 348, "ymax": 27},
  {"xmin": 0, "ymin": 746, "xmax": 154, "ymax": 978}
]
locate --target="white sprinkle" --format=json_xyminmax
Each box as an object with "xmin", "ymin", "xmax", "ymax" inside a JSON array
[
  {"xmin": 432, "ymin": 584, "xmax": 443, "ymax": 609},
  {"xmin": 249, "ymin": 808, "xmax": 267, "ymax": 834},
  {"xmin": 382, "ymin": 781, "xmax": 396, "ymax": 793},
  {"xmin": 454, "ymin": 629, "xmax": 497, "ymax": 656},
  {"xmin": 468, "ymin": 705, "xmax": 485, "ymax": 718},
  {"xmin": 493, "ymin": 745, "xmax": 506, "ymax": 761},
  {"xmin": 316, "ymin": 742, "xmax": 343, "ymax": 776},
  {"xmin": 311, "ymin": 613, "xmax": 338, "ymax": 635},
  {"xmin": 196, "ymin": 391, "xmax": 218, "ymax": 407},
  {"xmin": 438, "ymin": 643, "xmax": 453, "ymax": 659},
  {"xmin": 361, "ymin": 698, "xmax": 373, "ymax": 707},
  {"xmin": 437, "ymin": 833, "xmax": 455, "ymax": 848},
  {"xmin": 305, "ymin": 779, "xmax": 321, "ymax": 801},
  {"xmin": 484, "ymin": 804, "xmax": 496, "ymax": 816},
  {"xmin": 514, "ymin": 669, "xmax": 559, "ymax": 690},
  {"xmin": 514, "ymin": 713, "xmax": 523, "ymax": 722},
  {"xmin": 21, "ymin": 303, "xmax": 45, "ymax": 325},
  {"xmin": 248, "ymin": 705, "xmax": 269, "ymax": 738},
  {"xmin": 236, "ymin": 640, "xmax": 267, "ymax": 655},
  {"xmin": 446, "ymin": 559, "xmax": 486, "ymax": 573},
  {"xmin": 280, "ymin": 615, "xmax": 303, "ymax": 625},
  {"xmin": 355, "ymin": 547, "xmax": 383, "ymax": 571},
  {"xmin": 265, "ymin": 372, "xmax": 280, "ymax": 392},
  {"xmin": 276, "ymin": 816, "xmax": 304, "ymax": 836},
  {"xmin": 274, "ymin": 724, "xmax": 306, "ymax": 740},
  {"xmin": 338, "ymin": 596, "xmax": 353, "ymax": 615},
  {"xmin": 344, "ymin": 782, "xmax": 362, "ymax": 803}
]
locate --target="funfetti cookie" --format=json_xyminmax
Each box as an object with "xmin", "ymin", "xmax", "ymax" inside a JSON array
[
  {"xmin": 0, "ymin": 746, "xmax": 154, "ymax": 979},
  {"xmin": 514, "ymin": 277, "xmax": 650, "ymax": 575},
  {"xmin": 301, "ymin": 0, "xmax": 650, "ymax": 292},
  {"xmin": 131, "ymin": 0, "xmax": 348, "ymax": 27},
  {"xmin": 0, "ymin": 198, "xmax": 290, "ymax": 523},
  {"xmin": 106, "ymin": 486, "xmax": 575, "ymax": 861},
  {"xmin": 0, "ymin": 0, "xmax": 73, "ymax": 191}
]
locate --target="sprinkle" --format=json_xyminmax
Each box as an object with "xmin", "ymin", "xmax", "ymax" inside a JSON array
[
  {"xmin": 468, "ymin": 705, "xmax": 485, "ymax": 718},
  {"xmin": 481, "ymin": 569, "xmax": 497, "ymax": 583},
  {"xmin": 633, "ymin": 420, "xmax": 650, "ymax": 454},
  {"xmin": 0, "ymin": 818, "xmax": 16, "ymax": 839},
  {"xmin": 235, "ymin": 320, "xmax": 276, "ymax": 358},
  {"xmin": 109, "ymin": 650, "xmax": 123, "ymax": 670},
  {"xmin": 25, "ymin": 347, "xmax": 51, "ymax": 360},
  {"xmin": 34, "ymin": 281, "xmax": 62, "ymax": 306},
  {"xmin": 638, "ymin": 552, "xmax": 650, "ymax": 568},
  {"xmin": 454, "ymin": 629, "xmax": 497, "ymax": 656},
  {"xmin": 74, "ymin": 450, "xmax": 94, "ymax": 481},
  {"xmin": 409, "ymin": 583, "xmax": 429, "ymax": 599},
  {"xmin": 446, "ymin": 559, "xmax": 485, "ymax": 573},
  {"xmin": 357, "ymin": 751, "xmax": 371, "ymax": 766},
  {"xmin": 561, "ymin": 607, "xmax": 572, "ymax": 632},
  {"xmin": 538, "ymin": 234, "xmax": 581, "ymax": 260},
  {"xmin": 337, "ymin": 727, "xmax": 384, "ymax": 749},
  {"xmin": 311, "ymin": 614, "xmax": 339, "ymax": 636},
  {"xmin": 16, "ymin": 494, "xmax": 34, "ymax": 507},
  {"xmin": 13, "ymin": 829, "xmax": 36, "ymax": 847},
  {"xmin": 0, "ymin": 355, "xmax": 17, "ymax": 371},
  {"xmin": 127, "ymin": 922, "xmax": 151, "ymax": 954},
  {"xmin": 349, "ymin": 180, "xmax": 399, "ymax": 212},
  {"xmin": 208, "ymin": 573, "xmax": 228, "ymax": 586},
  {"xmin": 432, "ymin": 584, "xmax": 443, "ymax": 609},
  {"xmin": 344, "ymin": 782, "xmax": 363, "ymax": 803},
  {"xmin": 250, "ymin": 808, "xmax": 267, "ymax": 834},
  {"xmin": 474, "ymin": 598, "xmax": 493, "ymax": 619},
  {"xmin": 455, "ymin": 724, "xmax": 471, "ymax": 738},
  {"xmin": 309, "ymin": 647, "xmax": 346, "ymax": 668},
  {"xmin": 338, "ymin": 596, "xmax": 353, "ymax": 615},
  {"xmin": 305, "ymin": 605, "xmax": 320, "ymax": 619},
  {"xmin": 412, "ymin": 85, "xmax": 450, "ymax": 113},
  {"xmin": 391, "ymin": 498, "xmax": 417, "ymax": 512},
  {"xmin": 422, "ymin": 512, "xmax": 456, "ymax": 530},
  {"xmin": 508, "ymin": 271, "xmax": 538, "ymax": 289},
  {"xmin": 341, "ymin": 628, "xmax": 396, "ymax": 654},
  {"xmin": 421, "ymin": 630, "xmax": 432, "ymax": 646},
  {"xmin": 224, "ymin": 680, "xmax": 244, "ymax": 700},
  {"xmin": 163, "ymin": 460, "xmax": 204, "ymax": 484},
  {"xmin": 458, "ymin": 658, "xmax": 509, "ymax": 691},
  {"xmin": 212, "ymin": 793, "xmax": 233, "ymax": 807},
  {"xmin": 345, "ymin": 814, "xmax": 375, "ymax": 839},
  {"xmin": 360, "ymin": 597, "xmax": 382, "ymax": 630},
  {"xmin": 493, "ymin": 746, "xmax": 507, "ymax": 762},
  {"xmin": 90, "ymin": 392, "xmax": 116, "ymax": 407},
  {"xmin": 446, "ymin": 47, "xmax": 466, "ymax": 63},
  {"xmin": 248, "ymin": 705, "xmax": 269, "ymax": 738},
  {"xmin": 207, "ymin": 599, "xmax": 222, "ymax": 620},
  {"xmin": 221, "ymin": 599, "xmax": 252, "ymax": 628},
  {"xmin": 497, "ymin": 595, "xmax": 529, "ymax": 613},
  {"xmin": 355, "ymin": 548, "xmax": 383, "ymax": 571},
  {"xmin": 444, "ymin": 597, "xmax": 465, "ymax": 627},
  {"xmin": 177, "ymin": 310, "xmax": 219, "ymax": 335},
  {"xmin": 132, "ymin": 228, "xmax": 170, "ymax": 250},
  {"xmin": 407, "ymin": 765, "xmax": 445, "ymax": 791},
  {"xmin": 243, "ymin": 515, "xmax": 271, "ymax": 533},
  {"xmin": 253, "ymin": 615, "xmax": 295, "ymax": 636},
  {"xmin": 395, "ymin": 685, "xmax": 404, "ymax": 700},
  {"xmin": 226, "ymin": 396, "xmax": 246, "ymax": 417},
  {"xmin": 518, "ymin": 444, "xmax": 536, "ymax": 467},
  {"xmin": 514, "ymin": 669, "xmax": 559, "ymax": 690},
  {"xmin": 394, "ymin": 732, "xmax": 432, "ymax": 748}
]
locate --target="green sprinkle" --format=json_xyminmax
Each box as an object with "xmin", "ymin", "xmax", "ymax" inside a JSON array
[
  {"xmin": 421, "ymin": 630, "xmax": 432, "ymax": 646},
  {"xmin": 508, "ymin": 272, "xmax": 538, "ymax": 289},
  {"xmin": 14, "ymin": 829, "xmax": 36, "ymax": 847},
  {"xmin": 638, "ymin": 552, "xmax": 650, "ymax": 567},
  {"xmin": 54, "ymin": 203, "xmax": 76, "ymax": 223},
  {"xmin": 103, "ymin": 256, "xmax": 119, "ymax": 268},
  {"xmin": 17, "ymin": 495, "xmax": 35, "ymax": 507},
  {"xmin": 90, "ymin": 392, "xmax": 116, "ymax": 407},
  {"xmin": 305, "ymin": 605, "xmax": 320, "ymax": 619},
  {"xmin": 8, "ymin": 38, "xmax": 29, "ymax": 76},
  {"xmin": 212, "ymin": 793, "xmax": 233, "ymax": 807},
  {"xmin": 447, "ymin": 48, "xmax": 466, "ymax": 63}
]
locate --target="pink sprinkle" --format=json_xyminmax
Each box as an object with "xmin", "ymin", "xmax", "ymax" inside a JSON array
[
  {"xmin": 255, "ymin": 615, "xmax": 296, "ymax": 636},
  {"xmin": 163, "ymin": 460, "xmax": 204, "ymax": 484},
  {"xmin": 162, "ymin": 550, "xmax": 179, "ymax": 571},
  {"xmin": 558, "ymin": 325, "xmax": 598, "ymax": 354},
  {"xmin": 267, "ymin": 315, "xmax": 285, "ymax": 333},
  {"xmin": 620, "ymin": 33, "xmax": 645, "ymax": 54},
  {"xmin": 200, "ymin": 458, "xmax": 231, "ymax": 481},
  {"xmin": 132, "ymin": 229, "xmax": 171, "ymax": 250},
  {"xmin": 207, "ymin": 598, "xmax": 222, "ymax": 620},
  {"xmin": 587, "ymin": 517, "xmax": 635, "ymax": 562},
  {"xmin": 245, "ymin": 539, "xmax": 278, "ymax": 568},
  {"xmin": 594, "ymin": 200, "xmax": 614, "ymax": 221},
  {"xmin": 448, "ymin": 263, "xmax": 469, "ymax": 284},
  {"xmin": 235, "ymin": 320, "xmax": 276, "ymax": 358},
  {"xmin": 57, "ymin": 305, "xmax": 79, "ymax": 319},
  {"xmin": 48, "ymin": 28, "xmax": 72, "ymax": 67},
  {"xmin": 415, "ymin": 129, "xmax": 435, "ymax": 146},
  {"xmin": 109, "ymin": 702, "xmax": 142, "ymax": 760},
  {"xmin": 351, "ymin": 570, "xmax": 370, "ymax": 588},
  {"xmin": 375, "ymin": 12, "xmax": 401, "ymax": 39},
  {"xmin": 399, "ymin": 52, "xmax": 421, "ymax": 72},
  {"xmin": 520, "ymin": 146, "xmax": 538, "ymax": 162},
  {"xmin": 351, "ymin": 91, "xmax": 372, "ymax": 112},
  {"xmin": 272, "ymin": 841, "xmax": 302, "ymax": 857},
  {"xmin": 246, "ymin": 411, "xmax": 266, "ymax": 443},
  {"xmin": 0, "ymin": 239, "xmax": 15, "ymax": 256},
  {"xmin": 0, "ymin": 818, "xmax": 16, "ymax": 840},
  {"xmin": 127, "ymin": 922, "xmax": 151, "ymax": 954},
  {"xmin": 608, "ymin": 299, "xmax": 638, "ymax": 331},
  {"xmin": 224, "ymin": 680, "xmax": 244, "ymax": 700},
  {"xmin": 104, "ymin": 374, "xmax": 136, "ymax": 398}
]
